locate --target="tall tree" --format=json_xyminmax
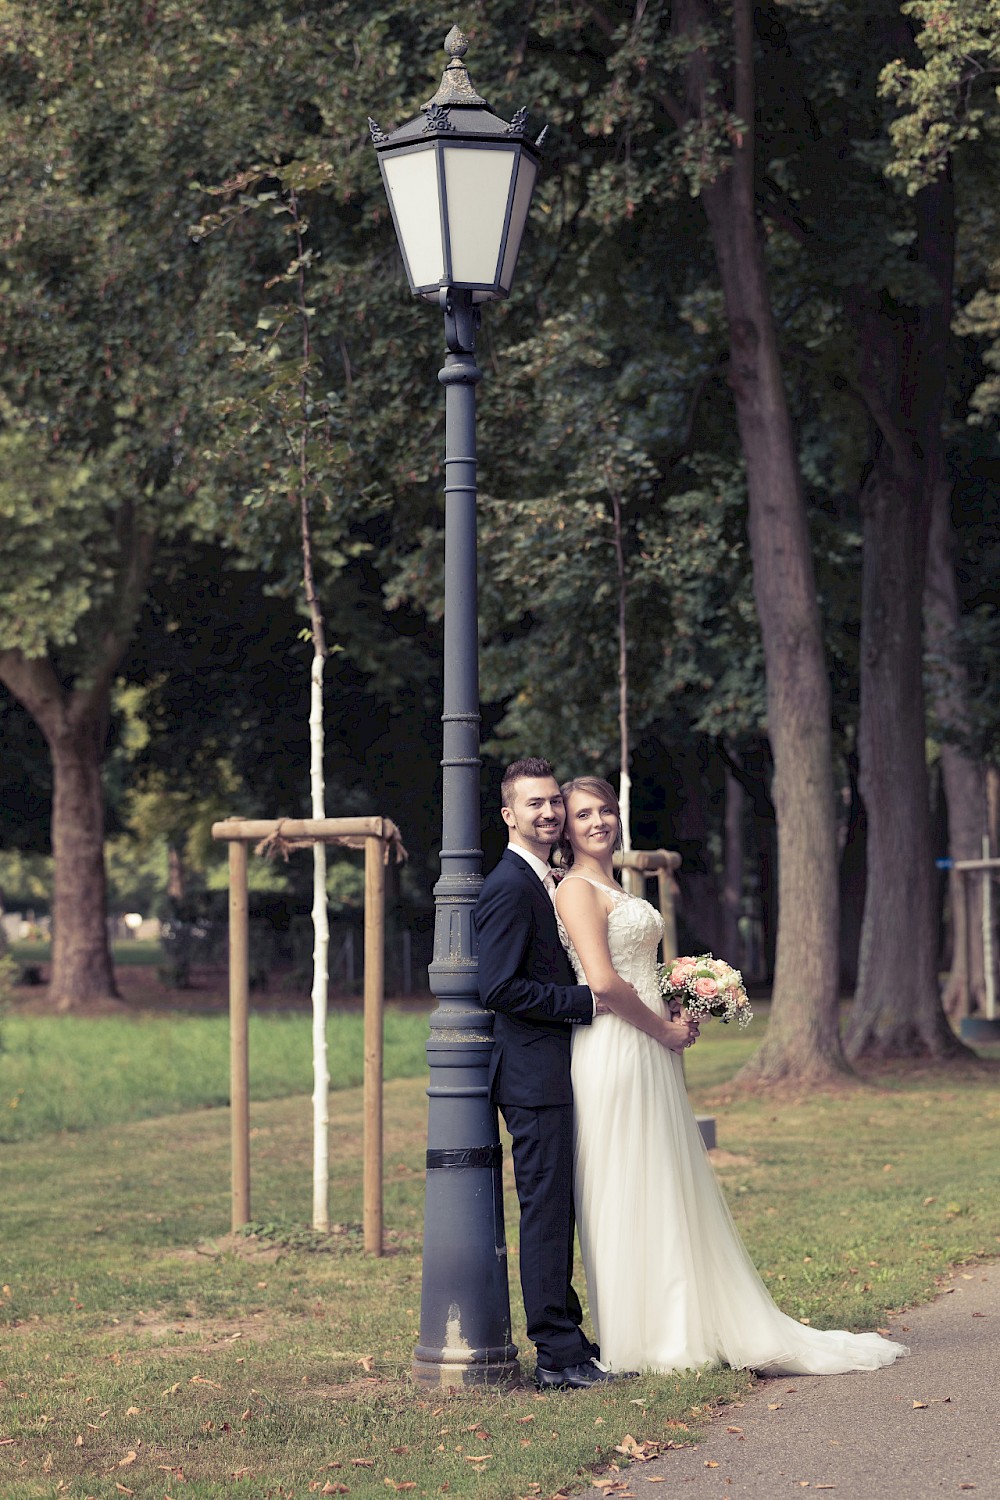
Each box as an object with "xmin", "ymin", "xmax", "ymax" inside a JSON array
[
  {"xmin": 879, "ymin": 0, "xmax": 1000, "ymax": 1019},
  {"xmin": 0, "ymin": 2, "xmax": 403, "ymax": 1005},
  {"xmin": 665, "ymin": 0, "xmax": 844, "ymax": 1082}
]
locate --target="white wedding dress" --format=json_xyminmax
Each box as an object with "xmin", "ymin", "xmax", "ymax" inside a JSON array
[{"xmin": 559, "ymin": 875, "xmax": 908, "ymax": 1376}]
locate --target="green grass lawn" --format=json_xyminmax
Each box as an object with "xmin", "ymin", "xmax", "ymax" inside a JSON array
[
  {"xmin": 1, "ymin": 1008, "xmax": 998, "ymax": 1500},
  {"xmin": 0, "ymin": 1009, "xmax": 429, "ymax": 1141}
]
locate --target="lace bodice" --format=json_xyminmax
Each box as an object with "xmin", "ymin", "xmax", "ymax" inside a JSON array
[{"xmin": 556, "ymin": 873, "xmax": 665, "ymax": 1006}]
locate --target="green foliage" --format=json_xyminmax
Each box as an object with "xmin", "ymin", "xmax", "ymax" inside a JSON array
[{"xmin": 881, "ymin": 0, "xmax": 1000, "ymax": 191}]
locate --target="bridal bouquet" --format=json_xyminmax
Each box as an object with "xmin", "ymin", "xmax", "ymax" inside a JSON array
[{"xmin": 658, "ymin": 953, "xmax": 753, "ymax": 1028}]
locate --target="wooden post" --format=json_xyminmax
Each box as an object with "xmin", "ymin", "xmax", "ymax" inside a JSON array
[
  {"xmin": 228, "ymin": 839, "xmax": 251, "ymax": 1231},
  {"xmin": 983, "ymin": 837, "xmax": 997, "ymax": 1023},
  {"xmin": 363, "ymin": 835, "xmax": 385, "ymax": 1255},
  {"xmin": 658, "ymin": 868, "xmax": 678, "ymax": 964},
  {"xmin": 952, "ymin": 868, "xmax": 971, "ymax": 1019}
]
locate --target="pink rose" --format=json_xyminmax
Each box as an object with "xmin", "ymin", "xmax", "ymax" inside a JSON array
[
  {"xmin": 693, "ymin": 976, "xmax": 719, "ymax": 999},
  {"xmin": 669, "ymin": 959, "xmax": 697, "ymax": 985}
]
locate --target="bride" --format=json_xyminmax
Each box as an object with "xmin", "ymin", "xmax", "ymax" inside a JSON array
[{"xmin": 553, "ymin": 775, "xmax": 908, "ymax": 1378}]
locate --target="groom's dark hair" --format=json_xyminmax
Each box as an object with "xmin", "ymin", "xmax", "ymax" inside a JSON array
[{"xmin": 500, "ymin": 757, "xmax": 557, "ymax": 808}]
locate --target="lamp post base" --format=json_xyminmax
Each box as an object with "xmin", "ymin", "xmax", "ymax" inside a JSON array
[{"xmin": 413, "ymin": 1346, "xmax": 522, "ymax": 1390}]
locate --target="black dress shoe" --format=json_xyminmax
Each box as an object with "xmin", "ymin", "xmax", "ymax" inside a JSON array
[{"xmin": 534, "ymin": 1360, "xmax": 616, "ymax": 1391}]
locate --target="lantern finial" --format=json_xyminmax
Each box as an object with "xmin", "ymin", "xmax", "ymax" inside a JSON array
[{"xmin": 424, "ymin": 26, "xmax": 489, "ymax": 109}]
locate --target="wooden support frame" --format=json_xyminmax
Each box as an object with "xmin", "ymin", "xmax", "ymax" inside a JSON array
[
  {"xmin": 211, "ymin": 815, "xmax": 405, "ymax": 1253},
  {"xmin": 953, "ymin": 856, "xmax": 1000, "ymax": 1023}
]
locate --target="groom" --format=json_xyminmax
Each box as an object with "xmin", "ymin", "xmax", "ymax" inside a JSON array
[{"xmin": 474, "ymin": 757, "xmax": 609, "ymax": 1391}]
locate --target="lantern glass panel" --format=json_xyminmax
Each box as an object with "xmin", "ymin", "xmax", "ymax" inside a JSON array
[
  {"xmin": 443, "ymin": 144, "xmax": 517, "ymax": 288},
  {"xmin": 498, "ymin": 153, "xmax": 537, "ymax": 295},
  {"xmin": 382, "ymin": 147, "xmax": 444, "ymax": 290}
]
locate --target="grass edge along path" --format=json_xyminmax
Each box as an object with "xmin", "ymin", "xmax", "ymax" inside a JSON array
[{"xmin": 1, "ymin": 1025, "xmax": 999, "ymax": 1499}]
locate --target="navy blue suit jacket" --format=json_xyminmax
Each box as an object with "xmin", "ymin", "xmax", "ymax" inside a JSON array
[{"xmin": 474, "ymin": 848, "xmax": 593, "ymax": 1107}]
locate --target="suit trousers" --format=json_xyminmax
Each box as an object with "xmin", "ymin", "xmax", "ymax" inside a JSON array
[{"xmin": 502, "ymin": 1101, "xmax": 596, "ymax": 1371}]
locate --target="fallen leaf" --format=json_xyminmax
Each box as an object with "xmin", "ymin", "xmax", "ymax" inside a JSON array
[
  {"xmin": 189, "ymin": 1376, "xmax": 221, "ymax": 1389},
  {"xmin": 516, "ymin": 1415, "xmax": 535, "ymax": 1424},
  {"xmin": 75, "ymin": 1435, "xmax": 84, "ymax": 1447},
  {"xmin": 464, "ymin": 1454, "xmax": 492, "ymax": 1463},
  {"xmin": 125, "ymin": 1406, "xmax": 140, "ymax": 1416},
  {"xmin": 359, "ymin": 1356, "xmax": 374, "ymax": 1372},
  {"xmin": 321, "ymin": 1485, "xmax": 349, "ymax": 1496},
  {"xmin": 912, "ymin": 1401, "xmax": 928, "ymax": 1409},
  {"xmin": 118, "ymin": 1451, "xmax": 138, "ymax": 1468},
  {"xmin": 972, "ymin": 1312, "xmax": 986, "ymax": 1318},
  {"xmin": 350, "ymin": 1458, "xmax": 375, "ymax": 1468},
  {"xmin": 768, "ymin": 1402, "xmax": 783, "ymax": 1411},
  {"xmin": 704, "ymin": 1459, "xmax": 720, "ymax": 1468},
  {"xmin": 115, "ymin": 1488, "xmax": 134, "ymax": 1497},
  {"xmin": 389, "ymin": 1446, "xmax": 409, "ymax": 1455}
]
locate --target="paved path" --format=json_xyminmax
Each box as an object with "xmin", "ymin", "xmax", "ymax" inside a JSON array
[{"xmin": 572, "ymin": 1262, "xmax": 1000, "ymax": 1499}]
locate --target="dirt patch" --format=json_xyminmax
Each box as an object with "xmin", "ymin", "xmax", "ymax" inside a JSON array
[
  {"xmin": 171, "ymin": 1232, "xmax": 289, "ymax": 1264},
  {"xmin": 122, "ymin": 1309, "xmax": 285, "ymax": 1355},
  {"xmin": 708, "ymin": 1149, "xmax": 755, "ymax": 1168}
]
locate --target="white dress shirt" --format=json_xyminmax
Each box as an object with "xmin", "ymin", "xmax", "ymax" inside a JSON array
[{"xmin": 508, "ymin": 842, "xmax": 559, "ymax": 900}]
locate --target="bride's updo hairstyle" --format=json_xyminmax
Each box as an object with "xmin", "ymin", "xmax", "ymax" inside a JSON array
[{"xmin": 557, "ymin": 776, "xmax": 622, "ymax": 868}]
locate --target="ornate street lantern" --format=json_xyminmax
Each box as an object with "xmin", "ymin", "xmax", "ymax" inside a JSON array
[{"xmin": 369, "ymin": 26, "xmax": 544, "ymax": 304}]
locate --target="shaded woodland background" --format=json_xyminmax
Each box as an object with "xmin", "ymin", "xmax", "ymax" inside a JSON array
[{"xmin": 1, "ymin": 1, "xmax": 998, "ymax": 1085}]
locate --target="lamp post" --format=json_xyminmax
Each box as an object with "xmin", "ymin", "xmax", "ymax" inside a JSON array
[{"xmin": 369, "ymin": 26, "xmax": 544, "ymax": 1388}]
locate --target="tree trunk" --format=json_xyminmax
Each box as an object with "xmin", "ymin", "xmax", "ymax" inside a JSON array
[
  {"xmin": 722, "ymin": 757, "xmax": 744, "ymax": 969},
  {"xmin": 49, "ymin": 710, "xmax": 118, "ymax": 1008},
  {"xmin": 0, "ymin": 653, "xmax": 118, "ymax": 1008},
  {"xmin": 167, "ymin": 844, "xmax": 186, "ymax": 903},
  {"xmin": 838, "ymin": 759, "xmax": 867, "ymax": 992},
  {"xmin": 844, "ymin": 174, "xmax": 966, "ymax": 1061},
  {"xmin": 0, "ymin": 504, "xmax": 151, "ymax": 1008},
  {"xmin": 675, "ymin": 0, "xmax": 846, "ymax": 1084},
  {"xmin": 924, "ymin": 477, "xmax": 987, "ymax": 1016},
  {"xmin": 668, "ymin": 739, "xmax": 723, "ymax": 956},
  {"xmin": 844, "ymin": 443, "xmax": 955, "ymax": 1057}
]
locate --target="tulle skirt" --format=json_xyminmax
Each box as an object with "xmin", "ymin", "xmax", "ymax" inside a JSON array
[{"xmin": 571, "ymin": 1013, "xmax": 908, "ymax": 1376}]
